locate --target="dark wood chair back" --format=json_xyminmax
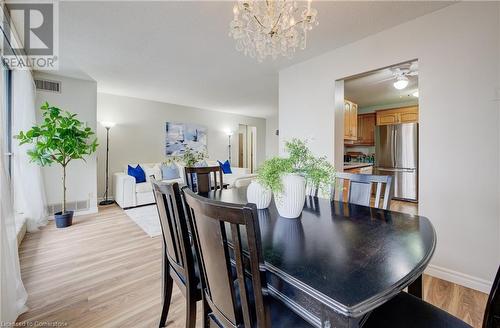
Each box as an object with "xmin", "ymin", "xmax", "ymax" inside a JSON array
[
  {"xmin": 182, "ymin": 186, "xmax": 270, "ymax": 328},
  {"xmin": 332, "ymin": 172, "xmax": 393, "ymax": 209},
  {"xmin": 483, "ymin": 265, "xmax": 500, "ymax": 328},
  {"xmin": 152, "ymin": 180, "xmax": 197, "ymax": 288},
  {"xmin": 184, "ymin": 166, "xmax": 224, "ymax": 193}
]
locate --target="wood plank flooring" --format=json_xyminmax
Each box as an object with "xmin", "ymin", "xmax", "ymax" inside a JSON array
[{"xmin": 17, "ymin": 204, "xmax": 488, "ymax": 327}]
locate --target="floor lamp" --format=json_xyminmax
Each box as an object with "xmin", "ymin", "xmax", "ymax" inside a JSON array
[
  {"xmin": 225, "ymin": 129, "xmax": 233, "ymax": 163},
  {"xmin": 100, "ymin": 121, "xmax": 116, "ymax": 206}
]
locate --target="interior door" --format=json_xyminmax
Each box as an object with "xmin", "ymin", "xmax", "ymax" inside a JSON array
[{"xmin": 238, "ymin": 133, "xmax": 244, "ymax": 168}]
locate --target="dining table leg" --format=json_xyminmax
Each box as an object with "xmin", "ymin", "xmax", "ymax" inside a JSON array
[{"xmin": 408, "ymin": 274, "xmax": 423, "ymax": 299}]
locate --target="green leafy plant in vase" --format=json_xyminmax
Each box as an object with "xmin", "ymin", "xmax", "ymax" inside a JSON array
[
  {"xmin": 180, "ymin": 147, "xmax": 208, "ymax": 167},
  {"xmin": 15, "ymin": 102, "xmax": 98, "ymax": 228},
  {"xmin": 256, "ymin": 138, "xmax": 335, "ymax": 218}
]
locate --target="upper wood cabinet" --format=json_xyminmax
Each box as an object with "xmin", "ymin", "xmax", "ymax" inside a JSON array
[
  {"xmin": 344, "ymin": 100, "xmax": 358, "ymax": 141},
  {"xmin": 357, "ymin": 113, "xmax": 376, "ymax": 145},
  {"xmin": 376, "ymin": 106, "xmax": 419, "ymax": 125},
  {"xmin": 345, "ymin": 113, "xmax": 376, "ymax": 146}
]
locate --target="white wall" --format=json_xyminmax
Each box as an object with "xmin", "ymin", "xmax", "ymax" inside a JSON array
[
  {"xmin": 265, "ymin": 114, "xmax": 279, "ymax": 158},
  {"xmin": 97, "ymin": 93, "xmax": 267, "ymax": 198},
  {"xmin": 34, "ymin": 73, "xmax": 98, "ymax": 214},
  {"xmin": 279, "ymin": 2, "xmax": 500, "ymax": 292}
]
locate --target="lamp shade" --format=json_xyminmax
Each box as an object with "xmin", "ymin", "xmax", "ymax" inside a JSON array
[{"xmin": 101, "ymin": 121, "xmax": 116, "ymax": 129}]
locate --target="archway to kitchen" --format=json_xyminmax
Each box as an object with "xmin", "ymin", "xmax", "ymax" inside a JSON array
[{"xmin": 334, "ymin": 60, "xmax": 419, "ymax": 214}]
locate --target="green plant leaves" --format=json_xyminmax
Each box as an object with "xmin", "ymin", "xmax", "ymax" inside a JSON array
[
  {"xmin": 257, "ymin": 138, "xmax": 336, "ymax": 194},
  {"xmin": 13, "ymin": 102, "xmax": 99, "ymax": 167}
]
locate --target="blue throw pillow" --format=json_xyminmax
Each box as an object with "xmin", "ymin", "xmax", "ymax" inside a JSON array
[
  {"xmin": 218, "ymin": 160, "xmax": 232, "ymax": 174},
  {"xmin": 128, "ymin": 164, "xmax": 146, "ymax": 183},
  {"xmin": 161, "ymin": 164, "xmax": 180, "ymax": 180}
]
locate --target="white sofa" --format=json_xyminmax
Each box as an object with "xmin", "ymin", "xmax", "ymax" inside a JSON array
[{"xmin": 113, "ymin": 162, "xmax": 255, "ymax": 209}]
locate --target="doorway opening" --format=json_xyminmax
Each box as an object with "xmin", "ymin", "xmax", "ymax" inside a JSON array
[
  {"xmin": 335, "ymin": 60, "xmax": 419, "ymax": 211},
  {"xmin": 237, "ymin": 124, "xmax": 257, "ymax": 173}
]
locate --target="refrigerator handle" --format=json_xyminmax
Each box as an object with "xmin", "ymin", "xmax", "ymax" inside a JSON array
[
  {"xmin": 391, "ymin": 128, "xmax": 396, "ymax": 167},
  {"xmin": 394, "ymin": 128, "xmax": 398, "ymax": 167}
]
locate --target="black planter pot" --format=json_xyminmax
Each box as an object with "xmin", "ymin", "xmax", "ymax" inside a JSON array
[{"xmin": 54, "ymin": 211, "xmax": 74, "ymax": 228}]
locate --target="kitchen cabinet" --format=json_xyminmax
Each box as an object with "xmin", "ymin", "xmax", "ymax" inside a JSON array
[
  {"xmin": 352, "ymin": 113, "xmax": 376, "ymax": 146},
  {"xmin": 376, "ymin": 106, "xmax": 419, "ymax": 125},
  {"xmin": 344, "ymin": 100, "xmax": 358, "ymax": 141}
]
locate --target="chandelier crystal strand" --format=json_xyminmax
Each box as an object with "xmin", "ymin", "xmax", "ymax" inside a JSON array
[{"xmin": 229, "ymin": 0, "xmax": 318, "ymax": 62}]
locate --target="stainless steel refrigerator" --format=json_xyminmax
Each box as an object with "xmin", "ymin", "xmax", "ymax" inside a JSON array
[{"xmin": 375, "ymin": 123, "xmax": 418, "ymax": 202}]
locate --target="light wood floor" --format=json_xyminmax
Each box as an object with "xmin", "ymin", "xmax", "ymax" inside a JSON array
[{"xmin": 17, "ymin": 204, "xmax": 488, "ymax": 327}]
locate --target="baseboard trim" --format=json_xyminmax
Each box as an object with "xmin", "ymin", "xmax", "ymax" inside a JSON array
[
  {"xmin": 97, "ymin": 196, "xmax": 115, "ymax": 202},
  {"xmin": 16, "ymin": 219, "xmax": 27, "ymax": 246},
  {"xmin": 425, "ymin": 264, "xmax": 492, "ymax": 293},
  {"xmin": 75, "ymin": 207, "xmax": 98, "ymax": 216}
]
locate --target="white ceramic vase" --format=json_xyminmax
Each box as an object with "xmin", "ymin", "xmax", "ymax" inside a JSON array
[
  {"xmin": 246, "ymin": 181, "xmax": 272, "ymax": 209},
  {"xmin": 275, "ymin": 173, "xmax": 306, "ymax": 219}
]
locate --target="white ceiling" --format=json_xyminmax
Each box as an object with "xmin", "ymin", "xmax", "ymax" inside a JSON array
[
  {"xmin": 344, "ymin": 62, "xmax": 419, "ymax": 108},
  {"xmin": 54, "ymin": 1, "xmax": 451, "ymax": 118}
]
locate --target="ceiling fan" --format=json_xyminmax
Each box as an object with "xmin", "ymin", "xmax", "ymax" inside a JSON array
[
  {"xmin": 391, "ymin": 62, "xmax": 418, "ymax": 89},
  {"xmin": 364, "ymin": 61, "xmax": 419, "ymax": 89}
]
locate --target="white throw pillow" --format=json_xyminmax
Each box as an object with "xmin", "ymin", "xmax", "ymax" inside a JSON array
[{"xmin": 143, "ymin": 164, "xmax": 162, "ymax": 181}]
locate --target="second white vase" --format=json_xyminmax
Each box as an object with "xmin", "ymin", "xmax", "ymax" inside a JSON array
[
  {"xmin": 275, "ymin": 173, "xmax": 306, "ymax": 219},
  {"xmin": 247, "ymin": 181, "xmax": 272, "ymax": 209}
]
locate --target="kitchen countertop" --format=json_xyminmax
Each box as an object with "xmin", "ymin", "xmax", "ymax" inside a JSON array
[{"xmin": 344, "ymin": 162, "xmax": 374, "ymax": 170}]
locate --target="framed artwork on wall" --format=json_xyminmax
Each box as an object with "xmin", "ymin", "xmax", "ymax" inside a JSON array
[{"xmin": 165, "ymin": 122, "xmax": 207, "ymax": 156}]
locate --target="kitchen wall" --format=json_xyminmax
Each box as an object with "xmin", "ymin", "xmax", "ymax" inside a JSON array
[
  {"xmin": 34, "ymin": 73, "xmax": 98, "ymax": 215},
  {"xmin": 97, "ymin": 93, "xmax": 267, "ymax": 199},
  {"xmin": 279, "ymin": 2, "xmax": 500, "ymax": 292}
]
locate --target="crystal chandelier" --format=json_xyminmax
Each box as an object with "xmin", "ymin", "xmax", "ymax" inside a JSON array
[{"xmin": 229, "ymin": 0, "xmax": 318, "ymax": 62}]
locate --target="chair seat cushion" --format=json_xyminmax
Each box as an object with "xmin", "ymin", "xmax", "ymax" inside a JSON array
[{"xmin": 364, "ymin": 292, "xmax": 472, "ymax": 328}]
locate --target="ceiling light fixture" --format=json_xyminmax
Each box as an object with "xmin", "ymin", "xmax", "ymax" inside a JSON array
[
  {"xmin": 393, "ymin": 76, "xmax": 409, "ymax": 90},
  {"xmin": 412, "ymin": 90, "xmax": 419, "ymax": 97},
  {"xmin": 229, "ymin": 0, "xmax": 318, "ymax": 62}
]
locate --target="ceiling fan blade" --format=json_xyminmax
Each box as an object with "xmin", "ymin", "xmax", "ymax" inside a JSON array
[{"xmin": 365, "ymin": 76, "xmax": 395, "ymax": 85}]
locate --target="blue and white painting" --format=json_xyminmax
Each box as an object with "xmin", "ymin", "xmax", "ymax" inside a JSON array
[{"xmin": 165, "ymin": 122, "xmax": 207, "ymax": 156}]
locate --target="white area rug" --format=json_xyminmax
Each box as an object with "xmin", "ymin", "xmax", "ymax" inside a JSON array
[{"xmin": 124, "ymin": 205, "xmax": 161, "ymax": 237}]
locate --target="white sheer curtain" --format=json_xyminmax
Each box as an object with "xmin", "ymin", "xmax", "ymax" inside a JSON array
[
  {"xmin": 11, "ymin": 69, "xmax": 47, "ymax": 231},
  {"xmin": 0, "ymin": 68, "xmax": 28, "ymax": 324}
]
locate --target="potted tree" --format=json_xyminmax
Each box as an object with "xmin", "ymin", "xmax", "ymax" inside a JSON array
[
  {"xmin": 15, "ymin": 102, "xmax": 98, "ymax": 228},
  {"xmin": 256, "ymin": 139, "xmax": 335, "ymax": 218}
]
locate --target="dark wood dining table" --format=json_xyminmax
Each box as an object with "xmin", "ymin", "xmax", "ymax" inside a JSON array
[{"xmin": 201, "ymin": 187, "xmax": 436, "ymax": 328}]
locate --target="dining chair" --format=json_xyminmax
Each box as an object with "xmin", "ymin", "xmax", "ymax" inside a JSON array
[
  {"xmin": 184, "ymin": 166, "xmax": 224, "ymax": 193},
  {"xmin": 364, "ymin": 265, "xmax": 500, "ymax": 328},
  {"xmin": 332, "ymin": 172, "xmax": 393, "ymax": 210},
  {"xmin": 182, "ymin": 186, "xmax": 314, "ymax": 328},
  {"xmin": 152, "ymin": 180, "xmax": 201, "ymax": 328}
]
